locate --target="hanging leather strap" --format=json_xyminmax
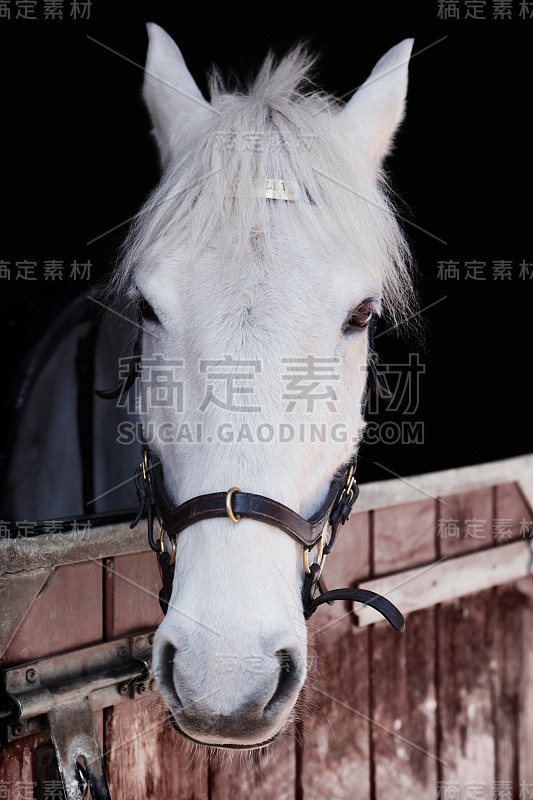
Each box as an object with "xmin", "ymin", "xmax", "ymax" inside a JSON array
[{"xmin": 304, "ymin": 580, "xmax": 405, "ymax": 631}]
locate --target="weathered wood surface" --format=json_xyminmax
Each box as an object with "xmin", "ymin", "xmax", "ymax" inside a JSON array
[
  {"xmin": 492, "ymin": 485, "xmax": 533, "ymax": 789},
  {"xmin": 1, "ymin": 560, "xmax": 104, "ymax": 797},
  {"xmin": 437, "ymin": 590, "xmax": 496, "ymax": 792},
  {"xmin": 437, "ymin": 486, "xmax": 493, "ymax": 557},
  {"xmin": 355, "ymin": 454, "xmax": 533, "ymax": 513},
  {"xmin": 370, "ymin": 500, "xmax": 438, "ymax": 799},
  {"xmin": 208, "ymin": 734, "xmax": 296, "ymax": 800},
  {"xmin": 103, "ymin": 551, "xmax": 209, "ymax": 800},
  {"xmin": 299, "ymin": 510, "xmax": 371, "ymax": 800},
  {"xmin": 2, "ymin": 560, "xmax": 103, "ymax": 666},
  {"xmin": 371, "ymin": 608, "xmax": 438, "ymax": 799},
  {"xmin": 1, "ymin": 474, "xmax": 532, "ymax": 800},
  {"xmin": 372, "ymin": 499, "xmax": 436, "ymax": 575},
  {"xmin": 355, "ymin": 538, "xmax": 532, "ymax": 626},
  {"xmin": 517, "ymin": 576, "xmax": 533, "ymax": 787},
  {"xmin": 494, "ymin": 482, "xmax": 533, "ymax": 543}
]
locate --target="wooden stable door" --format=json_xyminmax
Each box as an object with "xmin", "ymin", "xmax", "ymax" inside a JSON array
[{"xmin": 1, "ymin": 457, "xmax": 533, "ymax": 799}]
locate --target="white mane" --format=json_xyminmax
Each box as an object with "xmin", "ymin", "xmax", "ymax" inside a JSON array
[{"xmin": 112, "ymin": 45, "xmax": 414, "ymax": 326}]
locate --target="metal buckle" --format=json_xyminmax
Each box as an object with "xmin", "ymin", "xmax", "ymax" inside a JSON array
[
  {"xmin": 303, "ymin": 535, "xmax": 325, "ymax": 575},
  {"xmin": 337, "ymin": 464, "xmax": 357, "ymax": 509},
  {"xmin": 159, "ymin": 528, "xmax": 176, "ymax": 566},
  {"xmin": 141, "ymin": 448, "xmax": 149, "ymax": 481},
  {"xmin": 225, "ymin": 487, "xmax": 241, "ymax": 523},
  {"xmin": 345, "ymin": 474, "xmax": 356, "ymax": 497},
  {"xmin": 344, "ymin": 463, "xmax": 356, "ymax": 496}
]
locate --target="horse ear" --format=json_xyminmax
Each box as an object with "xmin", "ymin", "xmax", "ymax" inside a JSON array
[
  {"xmin": 339, "ymin": 39, "xmax": 414, "ymax": 164},
  {"xmin": 143, "ymin": 23, "xmax": 212, "ymax": 167}
]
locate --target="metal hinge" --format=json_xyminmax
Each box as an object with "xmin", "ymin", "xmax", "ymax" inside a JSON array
[{"xmin": 1, "ymin": 631, "xmax": 156, "ymax": 800}]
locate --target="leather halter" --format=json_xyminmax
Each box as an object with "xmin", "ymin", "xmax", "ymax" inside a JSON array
[{"xmin": 126, "ymin": 444, "xmax": 404, "ymax": 631}]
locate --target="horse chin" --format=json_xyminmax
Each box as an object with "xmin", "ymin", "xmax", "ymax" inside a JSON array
[
  {"xmin": 156, "ymin": 678, "xmax": 295, "ymax": 751},
  {"xmin": 166, "ymin": 712, "xmax": 285, "ymax": 750}
]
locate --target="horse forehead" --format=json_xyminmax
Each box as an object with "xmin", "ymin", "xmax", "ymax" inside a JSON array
[
  {"xmin": 171, "ymin": 251, "xmax": 353, "ymax": 311},
  {"xmin": 180, "ymin": 271, "xmax": 340, "ymax": 345}
]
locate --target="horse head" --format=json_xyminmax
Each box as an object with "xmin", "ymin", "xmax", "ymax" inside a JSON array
[{"xmin": 111, "ymin": 23, "xmax": 415, "ymax": 749}]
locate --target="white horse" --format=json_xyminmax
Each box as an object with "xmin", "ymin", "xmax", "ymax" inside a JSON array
[{"xmin": 115, "ymin": 23, "xmax": 415, "ymax": 749}]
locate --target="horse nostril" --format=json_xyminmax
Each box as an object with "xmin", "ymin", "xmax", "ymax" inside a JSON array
[
  {"xmin": 156, "ymin": 641, "xmax": 183, "ymax": 709},
  {"xmin": 264, "ymin": 649, "xmax": 302, "ymax": 716},
  {"xmin": 160, "ymin": 641, "xmax": 176, "ymax": 680},
  {"xmin": 277, "ymin": 648, "xmax": 297, "ymax": 675}
]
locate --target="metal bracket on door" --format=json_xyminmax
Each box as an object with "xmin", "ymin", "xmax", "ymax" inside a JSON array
[{"xmin": 1, "ymin": 631, "xmax": 156, "ymax": 800}]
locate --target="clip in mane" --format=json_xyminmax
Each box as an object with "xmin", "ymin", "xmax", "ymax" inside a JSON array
[
  {"xmin": 228, "ymin": 179, "xmax": 296, "ymax": 202},
  {"xmin": 264, "ymin": 179, "xmax": 296, "ymax": 201}
]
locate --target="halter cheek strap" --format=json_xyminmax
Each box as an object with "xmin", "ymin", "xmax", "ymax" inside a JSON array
[{"xmin": 130, "ymin": 447, "xmax": 405, "ymax": 632}]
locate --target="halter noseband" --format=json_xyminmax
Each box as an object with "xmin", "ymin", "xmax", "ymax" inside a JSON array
[{"xmin": 128, "ymin": 444, "xmax": 404, "ymax": 631}]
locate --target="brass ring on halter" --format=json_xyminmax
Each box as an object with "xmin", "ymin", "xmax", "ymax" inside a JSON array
[
  {"xmin": 159, "ymin": 528, "xmax": 177, "ymax": 566},
  {"xmin": 303, "ymin": 535, "xmax": 324, "ymax": 575},
  {"xmin": 226, "ymin": 487, "xmax": 241, "ymax": 523}
]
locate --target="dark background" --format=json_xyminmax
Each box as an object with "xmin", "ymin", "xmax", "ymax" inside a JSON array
[{"xmin": 1, "ymin": 0, "xmax": 530, "ymax": 492}]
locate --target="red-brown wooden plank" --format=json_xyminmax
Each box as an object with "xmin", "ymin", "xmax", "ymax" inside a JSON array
[
  {"xmin": 103, "ymin": 551, "xmax": 209, "ymax": 800},
  {"xmin": 490, "ymin": 582, "xmax": 525, "ymax": 794},
  {"xmin": 300, "ymin": 626, "xmax": 370, "ymax": 800},
  {"xmin": 370, "ymin": 499, "xmax": 438, "ymax": 798},
  {"xmin": 370, "ymin": 608, "xmax": 437, "ymax": 799},
  {"xmin": 2, "ymin": 560, "xmax": 103, "ymax": 666},
  {"xmin": 516, "ymin": 576, "xmax": 533, "ymax": 788},
  {"xmin": 437, "ymin": 487, "xmax": 493, "ymax": 557},
  {"xmin": 373, "ymin": 499, "xmax": 436, "ymax": 575},
  {"xmin": 104, "ymin": 692, "xmax": 209, "ymax": 800},
  {"xmin": 103, "ymin": 553, "xmax": 163, "ymax": 637},
  {"xmin": 435, "ymin": 485, "xmax": 533, "ymax": 797},
  {"xmin": 494, "ymin": 482, "xmax": 533, "ymax": 544},
  {"xmin": 208, "ymin": 734, "xmax": 296, "ymax": 800},
  {"xmin": 299, "ymin": 510, "xmax": 371, "ymax": 800},
  {"xmin": 0, "ymin": 729, "xmax": 52, "ymax": 800},
  {"xmin": 436, "ymin": 590, "xmax": 495, "ymax": 795}
]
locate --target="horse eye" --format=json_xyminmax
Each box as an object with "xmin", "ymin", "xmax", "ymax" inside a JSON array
[
  {"xmin": 139, "ymin": 297, "xmax": 160, "ymax": 325},
  {"xmin": 344, "ymin": 300, "xmax": 375, "ymax": 333}
]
